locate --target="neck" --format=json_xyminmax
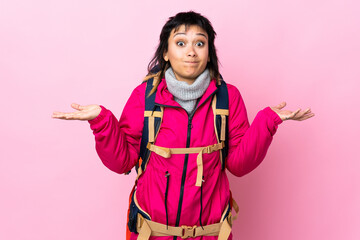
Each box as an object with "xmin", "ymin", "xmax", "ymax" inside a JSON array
[{"xmin": 165, "ymin": 67, "xmax": 211, "ymax": 113}]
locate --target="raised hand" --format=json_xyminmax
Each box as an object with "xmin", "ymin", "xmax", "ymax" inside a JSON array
[
  {"xmin": 52, "ymin": 103, "xmax": 102, "ymax": 121},
  {"xmin": 270, "ymin": 102, "xmax": 315, "ymax": 121}
]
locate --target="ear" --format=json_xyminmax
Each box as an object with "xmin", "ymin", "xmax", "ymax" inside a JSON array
[{"xmin": 163, "ymin": 52, "xmax": 169, "ymax": 62}]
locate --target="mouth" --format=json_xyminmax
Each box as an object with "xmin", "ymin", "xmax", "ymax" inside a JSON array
[{"xmin": 184, "ymin": 61, "xmax": 199, "ymax": 64}]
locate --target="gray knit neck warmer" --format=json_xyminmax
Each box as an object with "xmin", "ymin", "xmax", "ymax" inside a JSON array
[{"xmin": 165, "ymin": 67, "xmax": 210, "ymax": 114}]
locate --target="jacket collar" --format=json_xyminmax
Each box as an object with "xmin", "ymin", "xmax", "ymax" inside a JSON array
[{"xmin": 155, "ymin": 78, "xmax": 218, "ymax": 108}]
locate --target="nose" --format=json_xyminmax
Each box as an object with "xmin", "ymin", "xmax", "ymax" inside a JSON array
[{"xmin": 187, "ymin": 45, "xmax": 196, "ymax": 57}]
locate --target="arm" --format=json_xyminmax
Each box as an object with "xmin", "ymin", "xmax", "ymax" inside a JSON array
[
  {"xmin": 88, "ymin": 84, "xmax": 146, "ymax": 174},
  {"xmin": 226, "ymin": 84, "xmax": 283, "ymax": 177}
]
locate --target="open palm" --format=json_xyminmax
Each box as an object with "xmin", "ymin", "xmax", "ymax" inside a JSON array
[
  {"xmin": 52, "ymin": 103, "xmax": 101, "ymax": 121},
  {"xmin": 270, "ymin": 102, "xmax": 315, "ymax": 121}
]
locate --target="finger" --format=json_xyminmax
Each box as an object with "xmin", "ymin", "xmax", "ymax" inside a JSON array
[
  {"xmin": 297, "ymin": 113, "xmax": 315, "ymax": 121},
  {"xmin": 296, "ymin": 109, "xmax": 313, "ymax": 119},
  {"xmin": 52, "ymin": 111, "xmax": 83, "ymax": 120},
  {"xmin": 52, "ymin": 111, "xmax": 64, "ymax": 115},
  {"xmin": 303, "ymin": 108, "xmax": 312, "ymax": 114},
  {"xmin": 302, "ymin": 111, "xmax": 314, "ymax": 117},
  {"xmin": 297, "ymin": 107, "xmax": 312, "ymax": 115},
  {"xmin": 64, "ymin": 114, "xmax": 83, "ymax": 120},
  {"xmin": 295, "ymin": 112, "xmax": 315, "ymax": 121},
  {"xmin": 53, "ymin": 112, "xmax": 72, "ymax": 119},
  {"xmin": 52, "ymin": 113, "xmax": 68, "ymax": 119},
  {"xmin": 65, "ymin": 111, "xmax": 88, "ymax": 120},
  {"xmin": 289, "ymin": 108, "xmax": 301, "ymax": 119},
  {"xmin": 71, "ymin": 110, "xmax": 95, "ymax": 120},
  {"xmin": 52, "ymin": 111, "xmax": 67, "ymax": 118},
  {"xmin": 303, "ymin": 112, "xmax": 315, "ymax": 118},
  {"xmin": 52, "ymin": 111, "xmax": 77, "ymax": 117}
]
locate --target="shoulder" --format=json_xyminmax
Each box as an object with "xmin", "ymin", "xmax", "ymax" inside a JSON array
[
  {"xmin": 126, "ymin": 80, "xmax": 154, "ymax": 106},
  {"xmin": 222, "ymin": 82, "xmax": 244, "ymax": 104},
  {"xmin": 221, "ymin": 81, "xmax": 248, "ymax": 122},
  {"xmin": 132, "ymin": 81, "xmax": 148, "ymax": 97},
  {"xmin": 121, "ymin": 81, "xmax": 149, "ymax": 114}
]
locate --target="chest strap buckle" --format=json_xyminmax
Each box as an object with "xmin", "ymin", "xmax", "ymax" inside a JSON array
[{"xmin": 181, "ymin": 225, "xmax": 197, "ymax": 239}]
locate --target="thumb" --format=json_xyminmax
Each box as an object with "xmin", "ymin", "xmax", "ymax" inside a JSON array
[
  {"xmin": 71, "ymin": 103, "xmax": 84, "ymax": 111},
  {"xmin": 273, "ymin": 101, "xmax": 286, "ymax": 109}
]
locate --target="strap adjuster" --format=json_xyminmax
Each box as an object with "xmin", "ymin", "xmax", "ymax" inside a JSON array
[
  {"xmin": 181, "ymin": 225, "xmax": 197, "ymax": 238},
  {"xmin": 205, "ymin": 146, "xmax": 211, "ymax": 153}
]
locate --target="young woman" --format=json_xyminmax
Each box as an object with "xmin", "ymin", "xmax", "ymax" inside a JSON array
[{"xmin": 52, "ymin": 11, "xmax": 314, "ymax": 240}]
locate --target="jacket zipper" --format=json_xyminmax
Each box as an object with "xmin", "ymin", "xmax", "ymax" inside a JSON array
[
  {"xmin": 173, "ymin": 112, "xmax": 193, "ymax": 240},
  {"xmin": 155, "ymin": 90, "xmax": 218, "ymax": 240}
]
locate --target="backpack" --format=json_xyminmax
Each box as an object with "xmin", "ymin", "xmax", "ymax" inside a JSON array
[{"xmin": 125, "ymin": 71, "xmax": 235, "ymax": 240}]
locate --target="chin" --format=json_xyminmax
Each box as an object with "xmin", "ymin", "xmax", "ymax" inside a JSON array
[
  {"xmin": 184, "ymin": 69, "xmax": 203, "ymax": 77},
  {"xmin": 184, "ymin": 73, "xmax": 200, "ymax": 79},
  {"xmin": 174, "ymin": 67, "xmax": 205, "ymax": 81}
]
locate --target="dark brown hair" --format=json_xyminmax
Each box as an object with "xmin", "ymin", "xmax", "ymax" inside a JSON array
[{"xmin": 145, "ymin": 11, "xmax": 220, "ymax": 94}]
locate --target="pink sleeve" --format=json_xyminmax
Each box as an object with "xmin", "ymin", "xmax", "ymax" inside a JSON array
[
  {"xmin": 87, "ymin": 84, "xmax": 145, "ymax": 174},
  {"xmin": 226, "ymin": 84, "xmax": 283, "ymax": 177}
]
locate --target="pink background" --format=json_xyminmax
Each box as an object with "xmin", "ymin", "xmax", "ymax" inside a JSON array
[{"xmin": 1, "ymin": 0, "xmax": 359, "ymax": 239}]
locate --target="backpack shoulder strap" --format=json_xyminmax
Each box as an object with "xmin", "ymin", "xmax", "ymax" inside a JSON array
[
  {"xmin": 212, "ymin": 79, "xmax": 229, "ymax": 170},
  {"xmin": 138, "ymin": 77, "xmax": 163, "ymax": 175}
]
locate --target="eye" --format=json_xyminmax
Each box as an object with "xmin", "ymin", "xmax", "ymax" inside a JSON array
[
  {"xmin": 177, "ymin": 41, "xmax": 185, "ymax": 47},
  {"xmin": 196, "ymin": 41, "xmax": 205, "ymax": 47}
]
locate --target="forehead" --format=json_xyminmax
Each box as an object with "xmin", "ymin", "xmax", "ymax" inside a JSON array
[{"xmin": 170, "ymin": 24, "xmax": 208, "ymax": 37}]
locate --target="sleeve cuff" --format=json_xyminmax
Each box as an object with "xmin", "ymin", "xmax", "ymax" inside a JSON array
[
  {"xmin": 263, "ymin": 106, "xmax": 283, "ymax": 125},
  {"xmin": 88, "ymin": 105, "xmax": 107, "ymax": 125}
]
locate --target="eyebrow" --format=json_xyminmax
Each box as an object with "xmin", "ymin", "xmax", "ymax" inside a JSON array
[{"xmin": 173, "ymin": 32, "xmax": 208, "ymax": 39}]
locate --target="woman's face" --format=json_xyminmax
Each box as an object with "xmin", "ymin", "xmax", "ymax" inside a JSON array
[{"xmin": 164, "ymin": 24, "xmax": 209, "ymax": 84}]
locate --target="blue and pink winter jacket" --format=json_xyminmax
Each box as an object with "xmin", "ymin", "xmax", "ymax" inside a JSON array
[{"xmin": 88, "ymin": 77, "xmax": 283, "ymax": 239}]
